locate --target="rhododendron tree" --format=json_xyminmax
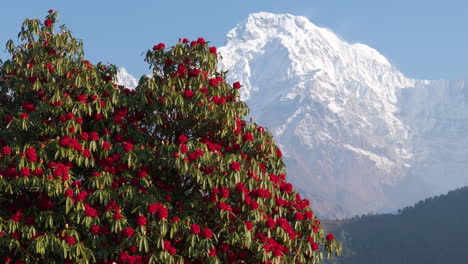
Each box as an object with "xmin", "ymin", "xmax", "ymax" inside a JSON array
[{"xmin": 0, "ymin": 11, "xmax": 340, "ymax": 263}]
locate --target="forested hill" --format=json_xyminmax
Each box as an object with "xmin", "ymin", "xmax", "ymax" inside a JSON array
[{"xmin": 324, "ymin": 186, "xmax": 468, "ymax": 264}]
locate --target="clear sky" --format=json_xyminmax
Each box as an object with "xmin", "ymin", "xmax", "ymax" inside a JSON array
[{"xmin": 0, "ymin": 0, "xmax": 466, "ymax": 80}]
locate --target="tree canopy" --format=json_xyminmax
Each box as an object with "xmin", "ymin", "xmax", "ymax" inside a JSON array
[{"xmin": 0, "ymin": 11, "xmax": 340, "ymax": 263}]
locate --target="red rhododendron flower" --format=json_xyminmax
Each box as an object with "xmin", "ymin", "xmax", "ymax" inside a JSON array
[
  {"xmin": 102, "ymin": 141, "xmax": 111, "ymax": 150},
  {"xmin": 208, "ymin": 78, "xmax": 218, "ymax": 87},
  {"xmin": 84, "ymin": 203, "xmax": 99, "ymax": 217},
  {"xmin": 20, "ymin": 113, "xmax": 29, "ymax": 119},
  {"xmin": 163, "ymin": 240, "xmax": 177, "ymax": 255},
  {"xmin": 136, "ymin": 215, "xmax": 147, "ymax": 226},
  {"xmin": 20, "ymin": 167, "xmax": 31, "ymax": 177},
  {"xmin": 76, "ymin": 190, "xmax": 87, "ymax": 202},
  {"xmin": 230, "ymin": 161, "xmax": 241, "ymax": 171},
  {"xmin": 157, "ymin": 206, "xmax": 168, "ymax": 220},
  {"xmin": 197, "ymin": 37, "xmax": 206, "ymax": 45},
  {"xmin": 122, "ymin": 227, "xmax": 134, "ymax": 238},
  {"xmin": 153, "ymin": 42, "xmax": 165, "ymax": 51},
  {"xmin": 326, "ymin": 233, "xmax": 335, "ymax": 241},
  {"xmin": 209, "ymin": 46, "xmax": 217, "ymax": 55},
  {"xmin": 276, "ymin": 148, "xmax": 283, "ymax": 158},
  {"xmin": 312, "ymin": 242, "xmax": 319, "ymax": 251},
  {"xmin": 82, "ymin": 149, "xmax": 91, "ymax": 158},
  {"xmin": 178, "ymin": 135, "xmax": 188, "ymax": 144},
  {"xmin": 190, "ymin": 224, "xmax": 201, "ymax": 234},
  {"xmin": 249, "ymin": 201, "xmax": 259, "ymax": 210},
  {"xmin": 89, "ymin": 132, "xmax": 99, "ymax": 141},
  {"xmin": 22, "ymin": 101, "xmax": 36, "ymax": 112},
  {"xmin": 200, "ymin": 228, "xmax": 213, "ymax": 239},
  {"xmin": 294, "ymin": 212, "xmax": 304, "ymax": 221},
  {"xmin": 243, "ymin": 133, "xmax": 254, "ymax": 142},
  {"xmin": 218, "ymin": 202, "xmax": 232, "ymax": 211},
  {"xmin": 184, "ymin": 89, "xmax": 194, "ymax": 99},
  {"xmin": 266, "ymin": 218, "xmax": 276, "ymax": 229},
  {"xmin": 2, "ymin": 146, "xmax": 11, "ymax": 156},
  {"xmin": 304, "ymin": 211, "xmax": 313, "ymax": 220},
  {"xmin": 10, "ymin": 211, "xmax": 23, "ymax": 223},
  {"xmin": 44, "ymin": 19, "xmax": 53, "ymax": 27},
  {"xmin": 233, "ymin": 81, "xmax": 242, "ymax": 89},
  {"xmin": 180, "ymin": 144, "xmax": 188, "ymax": 154},
  {"xmin": 65, "ymin": 236, "xmax": 76, "ymax": 245},
  {"xmin": 123, "ymin": 142, "xmax": 133, "ymax": 152},
  {"xmin": 147, "ymin": 203, "xmax": 161, "ymax": 214},
  {"xmin": 164, "ymin": 59, "xmax": 174, "ymax": 67},
  {"xmin": 4, "ymin": 115, "xmax": 13, "ymax": 124},
  {"xmin": 64, "ymin": 188, "xmax": 74, "ymax": 198}
]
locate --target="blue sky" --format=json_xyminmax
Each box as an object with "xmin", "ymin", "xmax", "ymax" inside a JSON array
[{"xmin": 0, "ymin": 0, "xmax": 466, "ymax": 80}]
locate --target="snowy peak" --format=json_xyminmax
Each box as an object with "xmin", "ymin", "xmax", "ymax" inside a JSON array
[
  {"xmin": 220, "ymin": 12, "xmax": 412, "ymax": 103},
  {"xmin": 116, "ymin": 68, "xmax": 138, "ymax": 89},
  {"xmin": 219, "ymin": 12, "xmax": 441, "ymax": 218}
]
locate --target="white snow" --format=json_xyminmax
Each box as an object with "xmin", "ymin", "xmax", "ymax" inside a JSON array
[{"xmin": 116, "ymin": 68, "xmax": 138, "ymax": 89}]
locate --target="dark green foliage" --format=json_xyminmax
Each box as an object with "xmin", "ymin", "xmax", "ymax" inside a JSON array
[{"xmin": 325, "ymin": 187, "xmax": 468, "ymax": 264}]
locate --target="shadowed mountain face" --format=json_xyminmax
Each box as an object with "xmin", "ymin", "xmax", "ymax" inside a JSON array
[
  {"xmin": 217, "ymin": 12, "xmax": 468, "ymax": 218},
  {"xmin": 324, "ymin": 187, "xmax": 468, "ymax": 263}
]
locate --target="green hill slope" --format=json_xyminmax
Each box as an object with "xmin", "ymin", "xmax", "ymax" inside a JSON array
[{"xmin": 325, "ymin": 187, "xmax": 468, "ymax": 264}]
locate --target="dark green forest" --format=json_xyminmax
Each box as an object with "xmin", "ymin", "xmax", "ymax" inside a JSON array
[{"xmin": 325, "ymin": 187, "xmax": 468, "ymax": 264}]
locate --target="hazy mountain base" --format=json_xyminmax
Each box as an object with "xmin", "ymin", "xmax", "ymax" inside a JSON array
[{"xmin": 323, "ymin": 187, "xmax": 468, "ymax": 264}]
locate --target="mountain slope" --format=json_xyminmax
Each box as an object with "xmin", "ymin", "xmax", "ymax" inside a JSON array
[
  {"xmin": 324, "ymin": 187, "xmax": 468, "ymax": 264},
  {"xmin": 218, "ymin": 12, "xmax": 468, "ymax": 218}
]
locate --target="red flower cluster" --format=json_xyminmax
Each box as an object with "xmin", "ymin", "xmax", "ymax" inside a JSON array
[
  {"xmin": 123, "ymin": 142, "xmax": 133, "ymax": 152},
  {"xmin": 190, "ymin": 224, "xmax": 201, "ymax": 234},
  {"xmin": 122, "ymin": 227, "xmax": 134, "ymax": 238},
  {"xmin": 22, "ymin": 101, "xmax": 36, "ymax": 112},
  {"xmin": 163, "ymin": 240, "xmax": 177, "ymax": 255},
  {"xmin": 243, "ymin": 133, "xmax": 254, "ymax": 142},
  {"xmin": 200, "ymin": 228, "xmax": 213, "ymax": 239},
  {"xmin": 230, "ymin": 161, "xmax": 241, "ymax": 171},
  {"xmin": 153, "ymin": 42, "xmax": 165, "ymax": 51},
  {"xmin": 147, "ymin": 203, "xmax": 168, "ymax": 220},
  {"xmin": 84, "ymin": 203, "xmax": 99, "ymax": 217},
  {"xmin": 19, "ymin": 113, "xmax": 29, "ymax": 119},
  {"xmin": 2, "ymin": 146, "xmax": 11, "ymax": 156},
  {"xmin": 44, "ymin": 19, "xmax": 53, "ymax": 27},
  {"xmin": 184, "ymin": 89, "xmax": 194, "ymax": 99},
  {"xmin": 136, "ymin": 215, "xmax": 147, "ymax": 226}
]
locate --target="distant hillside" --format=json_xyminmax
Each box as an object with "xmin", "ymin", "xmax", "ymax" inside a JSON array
[{"xmin": 324, "ymin": 187, "xmax": 468, "ymax": 263}]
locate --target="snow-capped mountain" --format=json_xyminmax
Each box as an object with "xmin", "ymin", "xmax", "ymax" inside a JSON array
[
  {"xmin": 218, "ymin": 12, "xmax": 468, "ymax": 218},
  {"xmin": 117, "ymin": 13, "xmax": 468, "ymax": 218},
  {"xmin": 116, "ymin": 68, "xmax": 138, "ymax": 89}
]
